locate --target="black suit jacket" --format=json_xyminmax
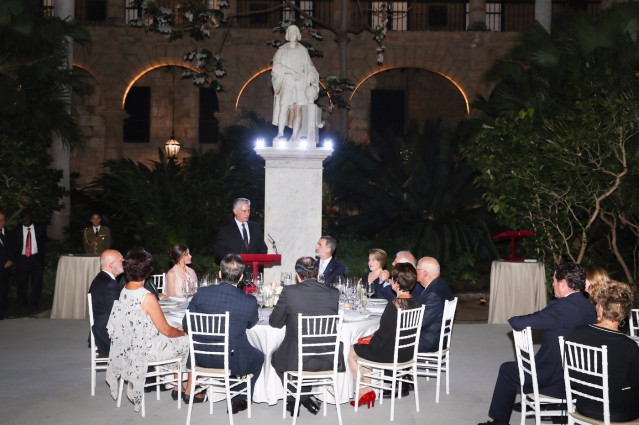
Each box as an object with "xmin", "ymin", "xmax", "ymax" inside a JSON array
[
  {"xmin": 0, "ymin": 229, "xmax": 10, "ymax": 283},
  {"xmin": 213, "ymin": 219, "xmax": 268, "ymax": 263},
  {"xmin": 182, "ymin": 283, "xmax": 263, "ymax": 374},
  {"xmin": 415, "ymin": 276, "xmax": 454, "ymax": 352},
  {"xmin": 509, "ymin": 291, "xmax": 597, "ymax": 396},
  {"xmin": 88, "ymin": 270, "xmax": 122, "ymax": 355},
  {"xmin": 321, "ymin": 258, "xmax": 346, "ymax": 286},
  {"xmin": 9, "ymin": 224, "xmax": 47, "ymax": 261},
  {"xmin": 269, "ymin": 279, "xmax": 341, "ymax": 372}
]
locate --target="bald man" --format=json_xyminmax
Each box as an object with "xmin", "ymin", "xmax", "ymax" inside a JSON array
[
  {"xmin": 378, "ymin": 250, "xmax": 424, "ymax": 300},
  {"xmin": 88, "ymin": 249, "xmax": 124, "ymax": 355},
  {"xmin": 415, "ymin": 257, "xmax": 454, "ymax": 352}
]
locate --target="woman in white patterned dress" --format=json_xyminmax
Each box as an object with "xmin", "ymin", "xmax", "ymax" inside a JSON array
[{"xmin": 106, "ymin": 248, "xmax": 195, "ymax": 411}]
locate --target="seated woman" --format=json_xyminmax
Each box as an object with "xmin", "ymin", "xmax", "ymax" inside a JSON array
[
  {"xmin": 584, "ymin": 265, "xmax": 610, "ymax": 305},
  {"xmin": 567, "ymin": 280, "xmax": 639, "ymax": 422},
  {"xmin": 105, "ymin": 248, "xmax": 201, "ymax": 411},
  {"xmin": 361, "ymin": 248, "xmax": 388, "ymax": 299},
  {"xmin": 348, "ymin": 263, "xmax": 418, "ymax": 408},
  {"xmin": 165, "ymin": 244, "xmax": 198, "ymax": 297}
]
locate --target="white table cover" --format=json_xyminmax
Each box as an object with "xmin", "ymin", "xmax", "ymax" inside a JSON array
[
  {"xmin": 488, "ymin": 260, "xmax": 547, "ymax": 324},
  {"xmin": 51, "ymin": 255, "xmax": 101, "ymax": 319}
]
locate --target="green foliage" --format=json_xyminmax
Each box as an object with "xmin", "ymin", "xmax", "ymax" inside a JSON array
[
  {"xmin": 76, "ymin": 119, "xmax": 267, "ymax": 255},
  {"xmin": 324, "ymin": 120, "xmax": 500, "ymax": 268},
  {"xmin": 463, "ymin": 3, "xmax": 639, "ymax": 283},
  {"xmin": 0, "ymin": 0, "xmax": 90, "ymax": 224}
]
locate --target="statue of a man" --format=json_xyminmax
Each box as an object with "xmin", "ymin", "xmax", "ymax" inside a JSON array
[{"xmin": 271, "ymin": 25, "xmax": 319, "ymax": 142}]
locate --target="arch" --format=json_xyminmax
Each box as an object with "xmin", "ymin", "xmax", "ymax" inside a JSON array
[
  {"xmin": 121, "ymin": 62, "xmax": 201, "ymax": 109},
  {"xmin": 350, "ymin": 66, "xmax": 470, "ymax": 114}
]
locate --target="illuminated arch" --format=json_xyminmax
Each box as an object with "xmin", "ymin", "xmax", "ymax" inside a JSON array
[
  {"xmin": 121, "ymin": 63, "xmax": 200, "ymax": 109},
  {"xmin": 350, "ymin": 66, "xmax": 470, "ymax": 114},
  {"xmin": 235, "ymin": 66, "xmax": 331, "ymax": 110}
]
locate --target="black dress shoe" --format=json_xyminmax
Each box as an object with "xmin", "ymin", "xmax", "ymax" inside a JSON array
[
  {"xmin": 182, "ymin": 392, "xmax": 206, "ymax": 404},
  {"xmin": 286, "ymin": 402, "xmax": 300, "ymax": 417},
  {"xmin": 300, "ymin": 397, "xmax": 321, "ymax": 415},
  {"xmin": 231, "ymin": 400, "xmax": 248, "ymax": 414}
]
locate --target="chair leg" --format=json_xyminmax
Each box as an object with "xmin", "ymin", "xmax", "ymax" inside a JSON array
[
  {"xmin": 246, "ymin": 376, "xmax": 252, "ymax": 418},
  {"xmin": 225, "ymin": 377, "xmax": 234, "ymax": 425},
  {"xmin": 282, "ymin": 372, "xmax": 288, "ymax": 419},
  {"xmin": 91, "ymin": 364, "xmax": 96, "ymax": 396},
  {"xmin": 354, "ymin": 366, "xmax": 362, "ymax": 412},
  {"xmin": 435, "ymin": 358, "xmax": 441, "ymax": 403},
  {"xmin": 334, "ymin": 379, "xmax": 343, "ymax": 425},
  {"xmin": 445, "ymin": 353, "xmax": 450, "ymax": 395},
  {"xmin": 117, "ymin": 378, "xmax": 124, "ymax": 408},
  {"xmin": 292, "ymin": 375, "xmax": 303, "ymax": 425},
  {"xmin": 413, "ymin": 368, "xmax": 420, "ymax": 413},
  {"xmin": 185, "ymin": 376, "xmax": 196, "ymax": 425}
]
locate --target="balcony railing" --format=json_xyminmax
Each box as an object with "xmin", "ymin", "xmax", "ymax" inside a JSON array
[{"xmin": 72, "ymin": 0, "xmax": 601, "ymax": 33}]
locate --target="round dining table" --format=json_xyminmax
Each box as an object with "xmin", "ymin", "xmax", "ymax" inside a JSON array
[{"xmin": 163, "ymin": 301, "xmax": 382, "ymax": 405}]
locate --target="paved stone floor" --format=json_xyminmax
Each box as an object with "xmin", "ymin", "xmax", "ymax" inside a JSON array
[{"xmin": 0, "ymin": 313, "xmax": 520, "ymax": 425}]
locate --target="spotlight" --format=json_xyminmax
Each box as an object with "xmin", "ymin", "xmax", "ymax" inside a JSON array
[
  {"xmin": 323, "ymin": 139, "xmax": 333, "ymax": 150},
  {"xmin": 255, "ymin": 138, "xmax": 265, "ymax": 148}
]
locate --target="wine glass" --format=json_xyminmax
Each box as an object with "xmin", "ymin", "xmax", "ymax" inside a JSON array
[{"xmin": 255, "ymin": 291, "xmax": 265, "ymax": 321}]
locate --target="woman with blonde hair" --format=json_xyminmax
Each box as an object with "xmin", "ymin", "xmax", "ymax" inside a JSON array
[
  {"xmin": 584, "ymin": 265, "xmax": 609, "ymax": 305},
  {"xmin": 362, "ymin": 248, "xmax": 388, "ymax": 298}
]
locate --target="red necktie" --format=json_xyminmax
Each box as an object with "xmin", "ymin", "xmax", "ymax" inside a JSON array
[{"xmin": 26, "ymin": 227, "xmax": 32, "ymax": 257}]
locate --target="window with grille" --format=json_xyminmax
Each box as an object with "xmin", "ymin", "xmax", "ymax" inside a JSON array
[
  {"xmin": 465, "ymin": 1, "xmax": 502, "ymax": 32},
  {"xmin": 282, "ymin": 0, "xmax": 314, "ymax": 21},
  {"xmin": 371, "ymin": 2, "xmax": 408, "ymax": 31}
]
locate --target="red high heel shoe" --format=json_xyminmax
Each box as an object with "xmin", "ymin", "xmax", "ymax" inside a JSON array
[{"xmin": 350, "ymin": 391, "xmax": 376, "ymax": 408}]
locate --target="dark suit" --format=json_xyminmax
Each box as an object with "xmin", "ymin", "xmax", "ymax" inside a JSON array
[
  {"xmin": 415, "ymin": 276, "xmax": 454, "ymax": 352},
  {"xmin": 183, "ymin": 283, "xmax": 264, "ymax": 401},
  {"xmin": 88, "ymin": 270, "xmax": 121, "ymax": 355},
  {"xmin": 0, "ymin": 228, "xmax": 12, "ymax": 315},
  {"xmin": 487, "ymin": 292, "xmax": 597, "ymax": 424},
  {"xmin": 9, "ymin": 224, "xmax": 46, "ymax": 308},
  {"xmin": 320, "ymin": 258, "xmax": 345, "ymax": 287},
  {"xmin": 213, "ymin": 219, "xmax": 268, "ymax": 263},
  {"xmin": 378, "ymin": 279, "xmax": 424, "ymax": 301},
  {"xmin": 269, "ymin": 279, "xmax": 341, "ymax": 401}
]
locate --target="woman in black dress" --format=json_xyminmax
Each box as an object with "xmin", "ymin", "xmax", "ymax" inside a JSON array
[
  {"xmin": 567, "ymin": 280, "xmax": 639, "ymax": 422},
  {"xmin": 348, "ymin": 263, "xmax": 418, "ymax": 408}
]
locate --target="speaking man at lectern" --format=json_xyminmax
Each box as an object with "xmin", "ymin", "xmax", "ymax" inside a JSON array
[{"xmin": 214, "ymin": 198, "xmax": 268, "ymax": 264}]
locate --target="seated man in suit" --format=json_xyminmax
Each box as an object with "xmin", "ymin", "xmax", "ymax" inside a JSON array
[
  {"xmin": 378, "ymin": 250, "xmax": 423, "ymax": 300},
  {"xmin": 213, "ymin": 198, "xmax": 268, "ymax": 264},
  {"xmin": 182, "ymin": 254, "xmax": 264, "ymax": 414},
  {"xmin": 414, "ymin": 257, "xmax": 454, "ymax": 353},
  {"xmin": 270, "ymin": 256, "xmax": 341, "ymax": 416},
  {"xmin": 315, "ymin": 235, "xmax": 346, "ymax": 286},
  {"xmin": 88, "ymin": 249, "xmax": 124, "ymax": 356},
  {"xmin": 477, "ymin": 262, "xmax": 597, "ymax": 425}
]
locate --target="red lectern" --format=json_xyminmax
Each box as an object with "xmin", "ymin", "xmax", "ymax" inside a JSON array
[
  {"xmin": 239, "ymin": 254, "xmax": 282, "ymax": 282},
  {"xmin": 493, "ymin": 231, "xmax": 534, "ymax": 261}
]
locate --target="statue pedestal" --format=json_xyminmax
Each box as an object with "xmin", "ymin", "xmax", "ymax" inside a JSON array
[{"xmin": 255, "ymin": 146, "xmax": 333, "ymax": 284}]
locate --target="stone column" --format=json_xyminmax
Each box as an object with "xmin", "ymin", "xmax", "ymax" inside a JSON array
[
  {"xmin": 467, "ymin": 0, "xmax": 487, "ymax": 31},
  {"xmin": 255, "ymin": 146, "xmax": 333, "ymax": 284},
  {"xmin": 535, "ymin": 0, "xmax": 552, "ymax": 33},
  {"xmin": 49, "ymin": 0, "xmax": 74, "ymax": 240}
]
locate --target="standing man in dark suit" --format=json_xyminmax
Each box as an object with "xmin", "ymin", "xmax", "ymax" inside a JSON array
[
  {"xmin": 88, "ymin": 249, "xmax": 124, "ymax": 356},
  {"xmin": 477, "ymin": 262, "xmax": 597, "ymax": 425},
  {"xmin": 183, "ymin": 254, "xmax": 264, "ymax": 414},
  {"xmin": 270, "ymin": 256, "xmax": 341, "ymax": 416},
  {"xmin": 10, "ymin": 211, "xmax": 46, "ymax": 309},
  {"xmin": 0, "ymin": 212, "xmax": 14, "ymax": 318},
  {"xmin": 415, "ymin": 256, "xmax": 454, "ymax": 352},
  {"xmin": 214, "ymin": 198, "xmax": 268, "ymax": 264},
  {"xmin": 315, "ymin": 235, "xmax": 346, "ymax": 286}
]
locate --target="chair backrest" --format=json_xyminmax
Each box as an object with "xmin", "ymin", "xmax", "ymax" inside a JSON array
[
  {"xmin": 558, "ymin": 337, "xmax": 610, "ymax": 425},
  {"xmin": 87, "ymin": 293, "xmax": 97, "ymax": 352},
  {"xmin": 514, "ymin": 327, "xmax": 543, "ymax": 409},
  {"xmin": 393, "ymin": 305, "xmax": 426, "ymax": 365},
  {"xmin": 630, "ymin": 309, "xmax": 639, "ymax": 337},
  {"xmin": 185, "ymin": 311, "xmax": 230, "ymax": 372},
  {"xmin": 438, "ymin": 297, "xmax": 458, "ymax": 351},
  {"xmin": 296, "ymin": 312, "xmax": 344, "ymax": 373},
  {"xmin": 152, "ymin": 273, "xmax": 166, "ymax": 294}
]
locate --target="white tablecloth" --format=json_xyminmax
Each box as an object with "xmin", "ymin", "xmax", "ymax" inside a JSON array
[
  {"xmin": 488, "ymin": 260, "xmax": 547, "ymax": 324},
  {"xmin": 166, "ymin": 305, "xmax": 381, "ymax": 405},
  {"xmin": 247, "ymin": 311, "xmax": 380, "ymax": 405},
  {"xmin": 51, "ymin": 255, "xmax": 101, "ymax": 319}
]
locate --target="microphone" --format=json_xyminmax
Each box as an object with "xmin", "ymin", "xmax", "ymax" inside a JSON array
[{"xmin": 268, "ymin": 234, "xmax": 278, "ymax": 254}]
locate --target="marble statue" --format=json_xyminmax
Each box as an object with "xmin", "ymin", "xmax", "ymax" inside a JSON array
[{"xmin": 271, "ymin": 25, "xmax": 321, "ymax": 144}]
